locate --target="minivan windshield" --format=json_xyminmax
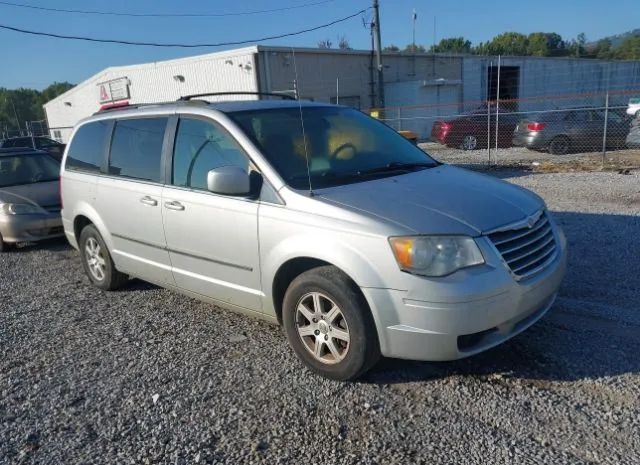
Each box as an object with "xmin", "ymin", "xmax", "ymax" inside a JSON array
[
  {"xmin": 229, "ymin": 106, "xmax": 438, "ymax": 189},
  {"xmin": 0, "ymin": 154, "xmax": 60, "ymax": 187}
]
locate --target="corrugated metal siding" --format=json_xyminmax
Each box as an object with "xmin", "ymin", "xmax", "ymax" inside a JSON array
[{"xmin": 44, "ymin": 49, "xmax": 258, "ymax": 143}]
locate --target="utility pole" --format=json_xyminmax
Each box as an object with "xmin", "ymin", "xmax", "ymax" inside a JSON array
[
  {"xmin": 411, "ymin": 9, "xmax": 417, "ymax": 76},
  {"xmin": 372, "ymin": 0, "xmax": 384, "ymax": 109}
]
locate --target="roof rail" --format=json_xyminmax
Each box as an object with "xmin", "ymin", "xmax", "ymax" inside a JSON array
[
  {"xmin": 178, "ymin": 91, "xmax": 295, "ymax": 101},
  {"xmin": 93, "ymin": 99, "xmax": 206, "ymax": 115}
]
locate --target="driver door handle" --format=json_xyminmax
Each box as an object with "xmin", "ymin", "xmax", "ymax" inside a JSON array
[
  {"xmin": 164, "ymin": 200, "xmax": 185, "ymax": 211},
  {"xmin": 139, "ymin": 196, "xmax": 158, "ymax": 207}
]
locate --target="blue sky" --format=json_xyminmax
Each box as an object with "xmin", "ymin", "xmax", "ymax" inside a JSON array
[{"xmin": 1, "ymin": 0, "xmax": 638, "ymax": 89}]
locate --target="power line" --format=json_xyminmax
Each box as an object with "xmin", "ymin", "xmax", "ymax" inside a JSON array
[
  {"xmin": 0, "ymin": 0, "xmax": 336, "ymax": 17},
  {"xmin": 0, "ymin": 8, "xmax": 370, "ymax": 48}
]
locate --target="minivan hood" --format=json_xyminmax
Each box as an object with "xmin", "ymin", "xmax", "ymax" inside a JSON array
[
  {"xmin": 315, "ymin": 165, "xmax": 543, "ymax": 236},
  {"xmin": 0, "ymin": 181, "xmax": 60, "ymax": 210}
]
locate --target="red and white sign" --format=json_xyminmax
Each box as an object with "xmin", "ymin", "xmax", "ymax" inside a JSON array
[{"xmin": 98, "ymin": 77, "xmax": 130, "ymax": 104}]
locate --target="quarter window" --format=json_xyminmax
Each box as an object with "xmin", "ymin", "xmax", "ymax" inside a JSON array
[
  {"xmin": 172, "ymin": 118, "xmax": 250, "ymax": 190},
  {"xmin": 65, "ymin": 121, "xmax": 110, "ymax": 173},
  {"xmin": 109, "ymin": 118, "xmax": 167, "ymax": 183}
]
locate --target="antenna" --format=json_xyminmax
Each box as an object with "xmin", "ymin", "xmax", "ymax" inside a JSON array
[{"xmin": 291, "ymin": 48, "xmax": 314, "ymax": 197}]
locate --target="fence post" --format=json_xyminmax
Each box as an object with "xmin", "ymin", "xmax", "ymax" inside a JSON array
[
  {"xmin": 398, "ymin": 108, "xmax": 402, "ymax": 131},
  {"xmin": 494, "ymin": 55, "xmax": 501, "ymax": 166},
  {"xmin": 601, "ymin": 62, "xmax": 610, "ymax": 165},
  {"xmin": 487, "ymin": 60, "xmax": 493, "ymax": 166}
]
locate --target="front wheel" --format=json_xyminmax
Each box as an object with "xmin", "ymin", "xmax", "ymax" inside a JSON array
[
  {"xmin": 282, "ymin": 266, "xmax": 380, "ymax": 381},
  {"xmin": 79, "ymin": 225, "xmax": 128, "ymax": 290}
]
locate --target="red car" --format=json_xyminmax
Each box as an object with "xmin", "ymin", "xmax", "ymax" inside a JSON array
[{"xmin": 431, "ymin": 105, "xmax": 519, "ymax": 150}]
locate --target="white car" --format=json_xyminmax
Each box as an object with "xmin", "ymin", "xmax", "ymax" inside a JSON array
[{"xmin": 627, "ymin": 97, "xmax": 640, "ymax": 117}]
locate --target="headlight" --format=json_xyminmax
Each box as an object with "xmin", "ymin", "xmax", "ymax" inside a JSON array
[
  {"xmin": 0, "ymin": 203, "xmax": 43, "ymax": 215},
  {"xmin": 389, "ymin": 235, "xmax": 484, "ymax": 277}
]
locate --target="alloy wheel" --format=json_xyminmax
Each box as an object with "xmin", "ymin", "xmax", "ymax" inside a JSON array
[
  {"xmin": 85, "ymin": 237, "xmax": 106, "ymax": 281},
  {"xmin": 295, "ymin": 292, "xmax": 350, "ymax": 364},
  {"xmin": 462, "ymin": 135, "xmax": 478, "ymax": 150}
]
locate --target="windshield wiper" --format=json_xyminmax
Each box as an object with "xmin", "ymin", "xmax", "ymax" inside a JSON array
[{"xmin": 357, "ymin": 162, "xmax": 435, "ymax": 176}]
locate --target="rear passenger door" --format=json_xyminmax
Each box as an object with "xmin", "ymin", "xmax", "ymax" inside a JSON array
[
  {"xmin": 96, "ymin": 117, "xmax": 174, "ymax": 285},
  {"xmin": 161, "ymin": 116, "xmax": 262, "ymax": 311}
]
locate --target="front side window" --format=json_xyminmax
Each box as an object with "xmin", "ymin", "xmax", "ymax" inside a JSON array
[
  {"xmin": 0, "ymin": 154, "xmax": 60, "ymax": 187},
  {"xmin": 229, "ymin": 106, "xmax": 437, "ymax": 189},
  {"xmin": 172, "ymin": 117, "xmax": 250, "ymax": 190},
  {"xmin": 109, "ymin": 118, "xmax": 167, "ymax": 183},
  {"xmin": 66, "ymin": 121, "xmax": 110, "ymax": 173}
]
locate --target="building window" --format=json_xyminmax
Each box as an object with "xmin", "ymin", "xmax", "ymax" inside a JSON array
[{"xmin": 53, "ymin": 130, "xmax": 62, "ymax": 142}]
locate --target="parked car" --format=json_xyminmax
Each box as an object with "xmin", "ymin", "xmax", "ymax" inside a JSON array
[
  {"xmin": 626, "ymin": 113, "xmax": 640, "ymax": 148},
  {"xmin": 431, "ymin": 105, "xmax": 520, "ymax": 150},
  {"xmin": 512, "ymin": 107, "xmax": 630, "ymax": 155},
  {"xmin": 0, "ymin": 136, "xmax": 66, "ymax": 161},
  {"xmin": 61, "ymin": 97, "xmax": 566, "ymax": 380},
  {"xmin": 627, "ymin": 97, "xmax": 640, "ymax": 118},
  {"xmin": 0, "ymin": 148, "xmax": 63, "ymax": 251}
]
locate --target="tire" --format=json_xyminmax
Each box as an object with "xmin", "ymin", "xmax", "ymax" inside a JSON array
[
  {"xmin": 79, "ymin": 224, "xmax": 128, "ymax": 290},
  {"xmin": 461, "ymin": 135, "xmax": 478, "ymax": 151},
  {"xmin": 548, "ymin": 136, "xmax": 570, "ymax": 155},
  {"xmin": 282, "ymin": 266, "xmax": 380, "ymax": 381}
]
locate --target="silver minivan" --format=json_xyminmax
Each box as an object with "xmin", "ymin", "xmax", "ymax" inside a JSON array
[{"xmin": 61, "ymin": 97, "xmax": 567, "ymax": 380}]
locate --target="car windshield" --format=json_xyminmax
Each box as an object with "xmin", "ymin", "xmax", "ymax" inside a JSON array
[
  {"xmin": 229, "ymin": 106, "xmax": 438, "ymax": 189},
  {"xmin": 0, "ymin": 154, "xmax": 60, "ymax": 187}
]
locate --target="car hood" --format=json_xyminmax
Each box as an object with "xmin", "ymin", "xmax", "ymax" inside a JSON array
[
  {"xmin": 315, "ymin": 165, "xmax": 543, "ymax": 236},
  {"xmin": 0, "ymin": 181, "xmax": 60, "ymax": 210}
]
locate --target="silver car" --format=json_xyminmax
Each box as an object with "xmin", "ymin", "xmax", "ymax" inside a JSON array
[
  {"xmin": 60, "ymin": 98, "xmax": 567, "ymax": 380},
  {"xmin": 0, "ymin": 148, "xmax": 63, "ymax": 251}
]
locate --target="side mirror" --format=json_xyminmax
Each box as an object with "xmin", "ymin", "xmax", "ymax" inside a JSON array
[{"xmin": 206, "ymin": 166, "xmax": 251, "ymax": 196}]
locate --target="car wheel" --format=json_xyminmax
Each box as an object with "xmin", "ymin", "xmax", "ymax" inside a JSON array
[
  {"xmin": 282, "ymin": 266, "xmax": 380, "ymax": 381},
  {"xmin": 461, "ymin": 135, "xmax": 478, "ymax": 151},
  {"xmin": 79, "ymin": 224, "xmax": 128, "ymax": 290},
  {"xmin": 549, "ymin": 136, "xmax": 570, "ymax": 155}
]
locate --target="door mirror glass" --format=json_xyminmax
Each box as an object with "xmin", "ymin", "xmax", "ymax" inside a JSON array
[{"xmin": 207, "ymin": 166, "xmax": 251, "ymax": 196}]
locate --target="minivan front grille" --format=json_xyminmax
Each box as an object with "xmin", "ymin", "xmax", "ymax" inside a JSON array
[{"xmin": 488, "ymin": 211, "xmax": 557, "ymax": 280}]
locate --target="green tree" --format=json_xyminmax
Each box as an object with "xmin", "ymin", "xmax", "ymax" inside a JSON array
[
  {"xmin": 383, "ymin": 44, "xmax": 400, "ymax": 52},
  {"xmin": 615, "ymin": 36, "xmax": 640, "ymax": 59},
  {"xmin": 483, "ymin": 32, "xmax": 529, "ymax": 55},
  {"xmin": 0, "ymin": 82, "xmax": 73, "ymax": 133},
  {"xmin": 429, "ymin": 37, "xmax": 472, "ymax": 54},
  {"xmin": 403, "ymin": 44, "xmax": 426, "ymax": 53}
]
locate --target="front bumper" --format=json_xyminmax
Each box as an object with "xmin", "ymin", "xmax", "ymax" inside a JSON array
[
  {"xmin": 0, "ymin": 213, "xmax": 63, "ymax": 243},
  {"xmin": 362, "ymin": 225, "xmax": 567, "ymax": 361}
]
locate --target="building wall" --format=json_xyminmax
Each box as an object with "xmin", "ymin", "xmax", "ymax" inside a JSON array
[
  {"xmin": 44, "ymin": 47, "xmax": 259, "ymax": 142},
  {"xmin": 462, "ymin": 56, "xmax": 640, "ymax": 113},
  {"xmin": 257, "ymin": 48, "xmax": 462, "ymax": 110}
]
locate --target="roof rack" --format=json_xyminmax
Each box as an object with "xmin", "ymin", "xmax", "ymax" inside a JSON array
[
  {"xmin": 178, "ymin": 91, "xmax": 295, "ymax": 101},
  {"xmin": 94, "ymin": 99, "xmax": 206, "ymax": 115}
]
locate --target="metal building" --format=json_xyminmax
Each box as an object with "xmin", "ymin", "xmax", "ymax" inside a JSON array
[
  {"xmin": 44, "ymin": 45, "xmax": 640, "ymax": 142},
  {"xmin": 44, "ymin": 45, "xmax": 462, "ymax": 142}
]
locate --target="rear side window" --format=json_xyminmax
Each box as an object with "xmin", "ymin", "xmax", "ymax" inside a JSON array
[
  {"xmin": 66, "ymin": 121, "xmax": 110, "ymax": 173},
  {"xmin": 109, "ymin": 118, "xmax": 167, "ymax": 183}
]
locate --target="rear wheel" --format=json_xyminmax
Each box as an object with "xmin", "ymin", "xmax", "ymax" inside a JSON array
[
  {"xmin": 79, "ymin": 225, "xmax": 128, "ymax": 290},
  {"xmin": 461, "ymin": 135, "xmax": 478, "ymax": 151},
  {"xmin": 282, "ymin": 266, "xmax": 380, "ymax": 381},
  {"xmin": 549, "ymin": 136, "xmax": 570, "ymax": 155}
]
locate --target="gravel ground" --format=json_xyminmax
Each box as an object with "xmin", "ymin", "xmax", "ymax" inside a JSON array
[
  {"xmin": 421, "ymin": 142, "xmax": 640, "ymax": 171},
  {"xmin": 1, "ymin": 170, "xmax": 639, "ymax": 465}
]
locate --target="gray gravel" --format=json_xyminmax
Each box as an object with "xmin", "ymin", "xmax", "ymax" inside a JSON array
[{"xmin": 2, "ymin": 169, "xmax": 640, "ymax": 464}]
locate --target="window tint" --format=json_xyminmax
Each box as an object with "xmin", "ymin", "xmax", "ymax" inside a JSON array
[
  {"xmin": 66, "ymin": 121, "xmax": 110, "ymax": 172},
  {"xmin": 172, "ymin": 118, "xmax": 250, "ymax": 190},
  {"xmin": 109, "ymin": 118, "xmax": 167, "ymax": 182}
]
